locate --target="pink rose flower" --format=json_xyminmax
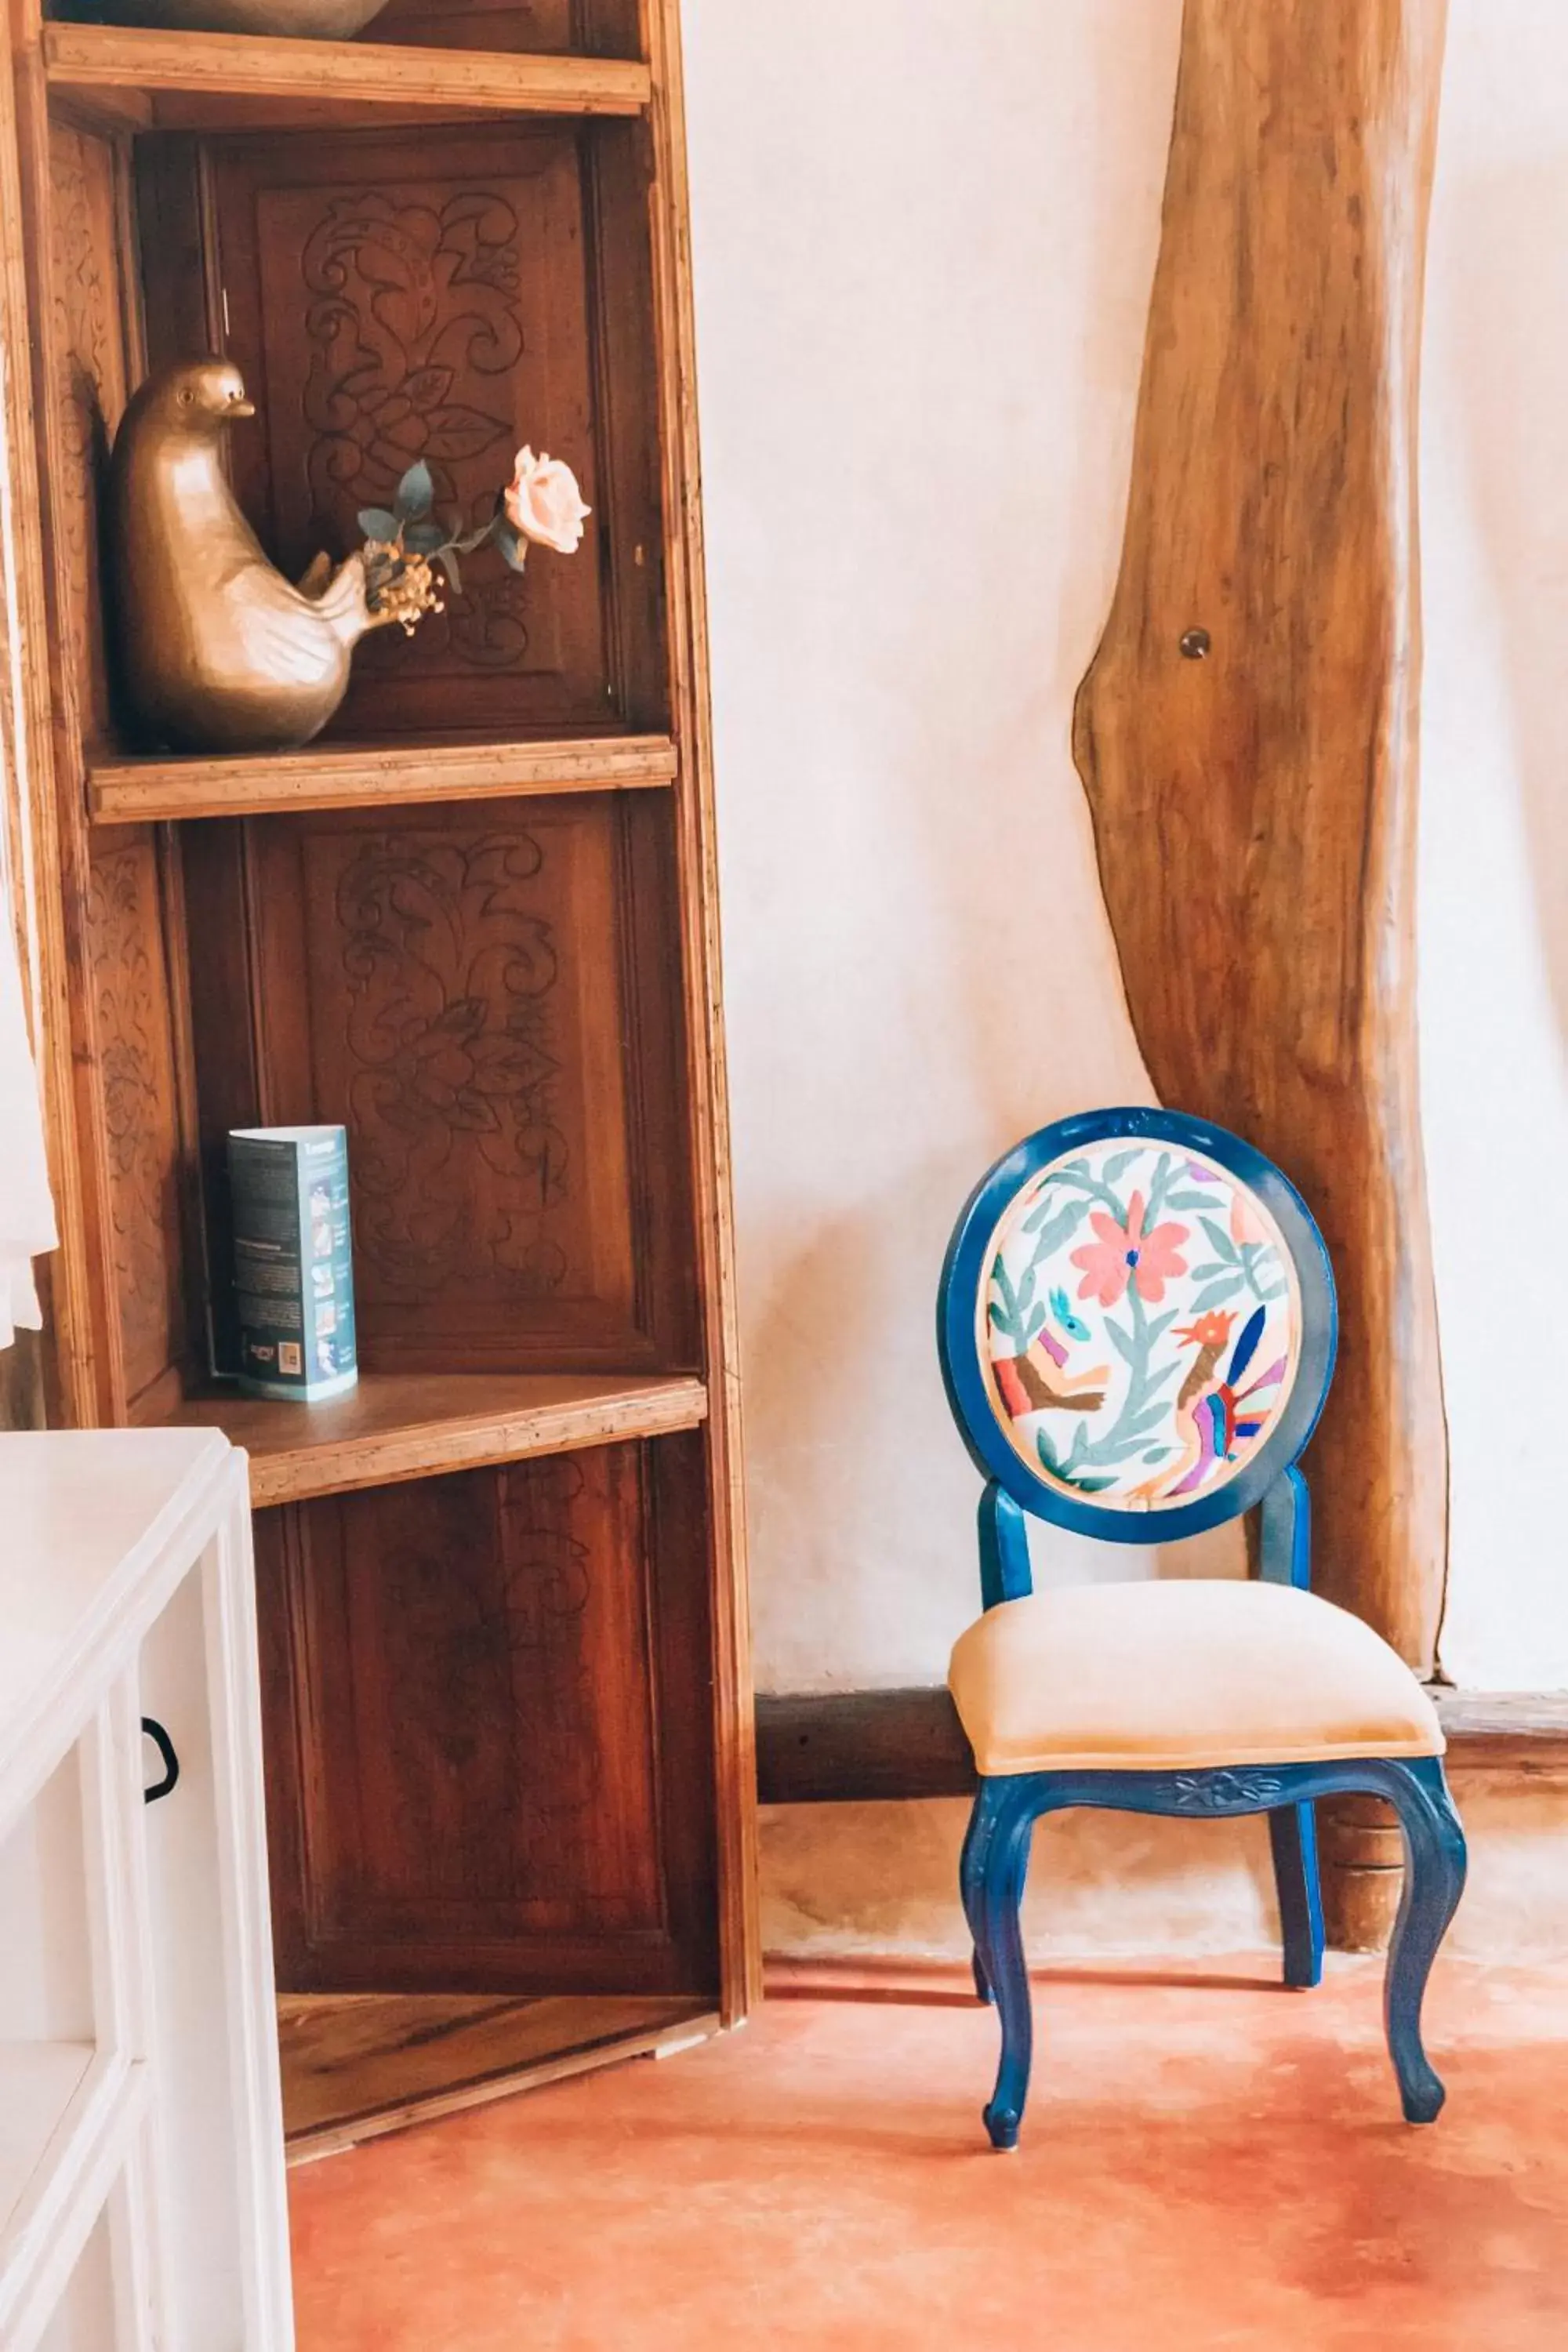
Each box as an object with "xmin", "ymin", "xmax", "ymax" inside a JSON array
[{"xmin": 504, "ymin": 447, "xmax": 591, "ymax": 555}]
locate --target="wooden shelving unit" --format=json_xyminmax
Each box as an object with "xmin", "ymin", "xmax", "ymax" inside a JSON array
[
  {"xmin": 2, "ymin": 0, "xmax": 757, "ymax": 2165},
  {"xmin": 88, "ymin": 731, "xmax": 678, "ymax": 822}
]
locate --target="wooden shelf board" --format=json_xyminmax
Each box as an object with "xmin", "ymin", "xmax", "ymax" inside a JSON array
[
  {"xmin": 87, "ymin": 732, "xmax": 677, "ymax": 825},
  {"xmin": 43, "ymin": 25, "xmax": 652, "ymax": 125},
  {"xmin": 280, "ymin": 1992, "xmax": 716, "ymax": 2160},
  {"xmin": 163, "ymin": 1370, "xmax": 708, "ymax": 1508}
]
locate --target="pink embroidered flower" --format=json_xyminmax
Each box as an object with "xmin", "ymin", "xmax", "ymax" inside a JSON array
[
  {"xmin": 1071, "ymin": 1192, "xmax": 1189, "ymax": 1308},
  {"xmin": 505, "ymin": 447, "xmax": 591, "ymax": 554}
]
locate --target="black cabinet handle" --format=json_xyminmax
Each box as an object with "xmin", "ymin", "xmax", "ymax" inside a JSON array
[{"xmin": 142, "ymin": 1719, "xmax": 180, "ymax": 1805}]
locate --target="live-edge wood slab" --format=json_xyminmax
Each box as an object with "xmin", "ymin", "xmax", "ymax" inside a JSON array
[{"xmin": 1073, "ymin": 0, "xmax": 1450, "ymax": 1678}]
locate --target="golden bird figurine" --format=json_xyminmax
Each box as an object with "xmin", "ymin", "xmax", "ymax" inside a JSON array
[{"xmin": 108, "ymin": 358, "xmax": 391, "ymax": 754}]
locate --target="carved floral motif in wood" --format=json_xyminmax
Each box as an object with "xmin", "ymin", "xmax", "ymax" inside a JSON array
[{"xmin": 334, "ymin": 828, "xmax": 571, "ymax": 1301}]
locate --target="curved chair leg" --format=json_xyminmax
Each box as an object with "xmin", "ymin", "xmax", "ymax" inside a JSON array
[
  {"xmin": 969, "ymin": 1777, "xmax": 1040, "ymax": 2151},
  {"xmin": 959, "ymin": 1798, "xmax": 993, "ymax": 2005},
  {"xmin": 1380, "ymin": 1757, "xmax": 1468, "ymax": 2123},
  {"xmin": 1268, "ymin": 1800, "xmax": 1326, "ymax": 1988}
]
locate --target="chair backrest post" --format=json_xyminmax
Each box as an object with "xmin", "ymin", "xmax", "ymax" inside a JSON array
[
  {"xmin": 1258, "ymin": 1461, "xmax": 1312, "ymax": 1590},
  {"xmin": 978, "ymin": 1480, "xmax": 1033, "ymax": 1611}
]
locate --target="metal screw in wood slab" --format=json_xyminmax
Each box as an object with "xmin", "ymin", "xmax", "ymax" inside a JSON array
[{"xmin": 1179, "ymin": 627, "xmax": 1211, "ymax": 659}]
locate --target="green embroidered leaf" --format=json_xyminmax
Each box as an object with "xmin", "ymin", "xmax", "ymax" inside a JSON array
[
  {"xmin": 1166, "ymin": 1189, "xmax": 1222, "ymax": 1210},
  {"xmin": 1073, "ymin": 1474, "xmax": 1120, "ymax": 1494},
  {"xmin": 1145, "ymin": 1308, "xmax": 1178, "ymax": 1348},
  {"xmin": 358, "ymin": 506, "xmax": 399, "ymax": 541},
  {"xmin": 1102, "ymin": 1149, "xmax": 1141, "ymax": 1181},
  {"xmin": 987, "ymin": 1301, "xmax": 1007, "ymax": 1330},
  {"xmin": 1187, "ymin": 1262, "xmax": 1232, "ymax": 1282},
  {"xmin": 1200, "ymin": 1217, "xmax": 1240, "ymax": 1266},
  {"xmin": 1036, "ymin": 1429, "xmax": 1063, "ymax": 1475},
  {"xmin": 1090, "ymin": 1434, "xmax": 1163, "ymax": 1465},
  {"xmin": 1105, "ymin": 1320, "xmax": 1135, "ymax": 1365},
  {"xmin": 1142, "ymin": 1447, "xmax": 1172, "ymax": 1465},
  {"xmin": 1190, "ymin": 1276, "xmax": 1246, "ymax": 1312},
  {"xmin": 1020, "ymin": 1200, "xmax": 1087, "ymax": 1251},
  {"xmin": 1119, "ymin": 1403, "xmax": 1174, "ymax": 1440},
  {"xmin": 1023, "ymin": 1305, "xmax": 1046, "ymax": 1342}
]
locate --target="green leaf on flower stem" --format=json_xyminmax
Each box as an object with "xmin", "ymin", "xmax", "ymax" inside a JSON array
[
  {"xmin": 1105, "ymin": 1321, "xmax": 1134, "ymax": 1366},
  {"xmin": 403, "ymin": 520, "xmax": 447, "ymax": 555},
  {"xmin": 437, "ymin": 547, "xmax": 462, "ymax": 593},
  {"xmin": 495, "ymin": 517, "xmax": 531, "ymax": 573},
  {"xmin": 1145, "ymin": 1309, "xmax": 1178, "ymax": 1347},
  {"xmin": 1200, "ymin": 1217, "xmax": 1239, "ymax": 1266},
  {"xmin": 1023, "ymin": 1305, "xmax": 1045, "ymax": 1343},
  {"xmin": 1142, "ymin": 1447, "xmax": 1171, "ymax": 1465},
  {"xmin": 1165, "ymin": 1189, "xmax": 1221, "ymax": 1211},
  {"xmin": 1021, "ymin": 1200, "xmax": 1085, "ymax": 1250},
  {"xmin": 1188, "ymin": 1263, "xmax": 1232, "ymax": 1282},
  {"xmin": 1101, "ymin": 1149, "xmax": 1141, "ymax": 1181},
  {"xmin": 358, "ymin": 507, "xmax": 398, "ymax": 541},
  {"xmin": 1190, "ymin": 1276, "xmax": 1246, "ymax": 1313},
  {"xmin": 395, "ymin": 462, "xmax": 435, "ymax": 521},
  {"xmin": 1073, "ymin": 1475, "xmax": 1119, "ymax": 1494}
]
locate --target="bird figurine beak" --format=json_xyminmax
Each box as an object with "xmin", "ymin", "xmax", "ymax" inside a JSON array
[{"xmin": 230, "ymin": 399, "xmax": 257, "ymax": 419}]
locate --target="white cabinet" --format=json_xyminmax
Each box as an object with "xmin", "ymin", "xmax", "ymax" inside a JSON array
[{"xmin": 0, "ymin": 1430, "xmax": 292, "ymax": 2350}]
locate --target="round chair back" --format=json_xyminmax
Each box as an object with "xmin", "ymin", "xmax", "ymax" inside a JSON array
[{"xmin": 938, "ymin": 1108, "xmax": 1337, "ymax": 1544}]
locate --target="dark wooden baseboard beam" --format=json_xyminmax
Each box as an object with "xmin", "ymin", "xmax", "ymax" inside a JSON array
[
  {"xmin": 754, "ymin": 1687, "xmax": 1568, "ymax": 1807},
  {"xmin": 755, "ymin": 1690, "xmax": 975, "ymax": 1806}
]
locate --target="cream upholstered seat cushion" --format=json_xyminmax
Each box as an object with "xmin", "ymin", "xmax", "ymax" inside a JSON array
[{"xmin": 947, "ymin": 1578, "xmax": 1443, "ymax": 1777}]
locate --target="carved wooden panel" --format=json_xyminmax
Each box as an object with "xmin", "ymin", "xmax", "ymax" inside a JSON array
[
  {"xmin": 46, "ymin": 118, "xmax": 132, "ymax": 750},
  {"xmin": 225, "ymin": 793, "xmax": 693, "ymax": 1371},
  {"xmin": 84, "ymin": 829, "xmax": 191, "ymax": 1417},
  {"xmin": 208, "ymin": 121, "xmax": 637, "ymax": 740},
  {"xmin": 256, "ymin": 1438, "xmax": 718, "ymax": 1992}
]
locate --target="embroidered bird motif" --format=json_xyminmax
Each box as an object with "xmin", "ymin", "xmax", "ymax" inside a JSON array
[
  {"xmin": 109, "ymin": 358, "xmax": 391, "ymax": 753},
  {"xmin": 1143, "ymin": 1305, "xmax": 1288, "ymax": 1501}
]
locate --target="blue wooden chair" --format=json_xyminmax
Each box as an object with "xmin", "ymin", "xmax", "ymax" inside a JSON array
[{"xmin": 937, "ymin": 1105, "xmax": 1465, "ymax": 2150}]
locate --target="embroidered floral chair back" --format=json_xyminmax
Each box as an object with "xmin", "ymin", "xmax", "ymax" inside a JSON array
[{"xmin": 941, "ymin": 1109, "xmax": 1338, "ymax": 1549}]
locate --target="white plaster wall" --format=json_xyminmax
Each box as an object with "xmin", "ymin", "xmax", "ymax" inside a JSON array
[
  {"xmin": 683, "ymin": 0, "xmax": 1185, "ymax": 1697},
  {"xmin": 681, "ymin": 0, "xmax": 1568, "ymax": 1961},
  {"xmin": 1420, "ymin": 0, "xmax": 1568, "ymax": 1690}
]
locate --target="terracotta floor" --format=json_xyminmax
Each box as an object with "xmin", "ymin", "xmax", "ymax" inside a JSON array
[{"xmin": 289, "ymin": 1956, "xmax": 1568, "ymax": 2350}]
